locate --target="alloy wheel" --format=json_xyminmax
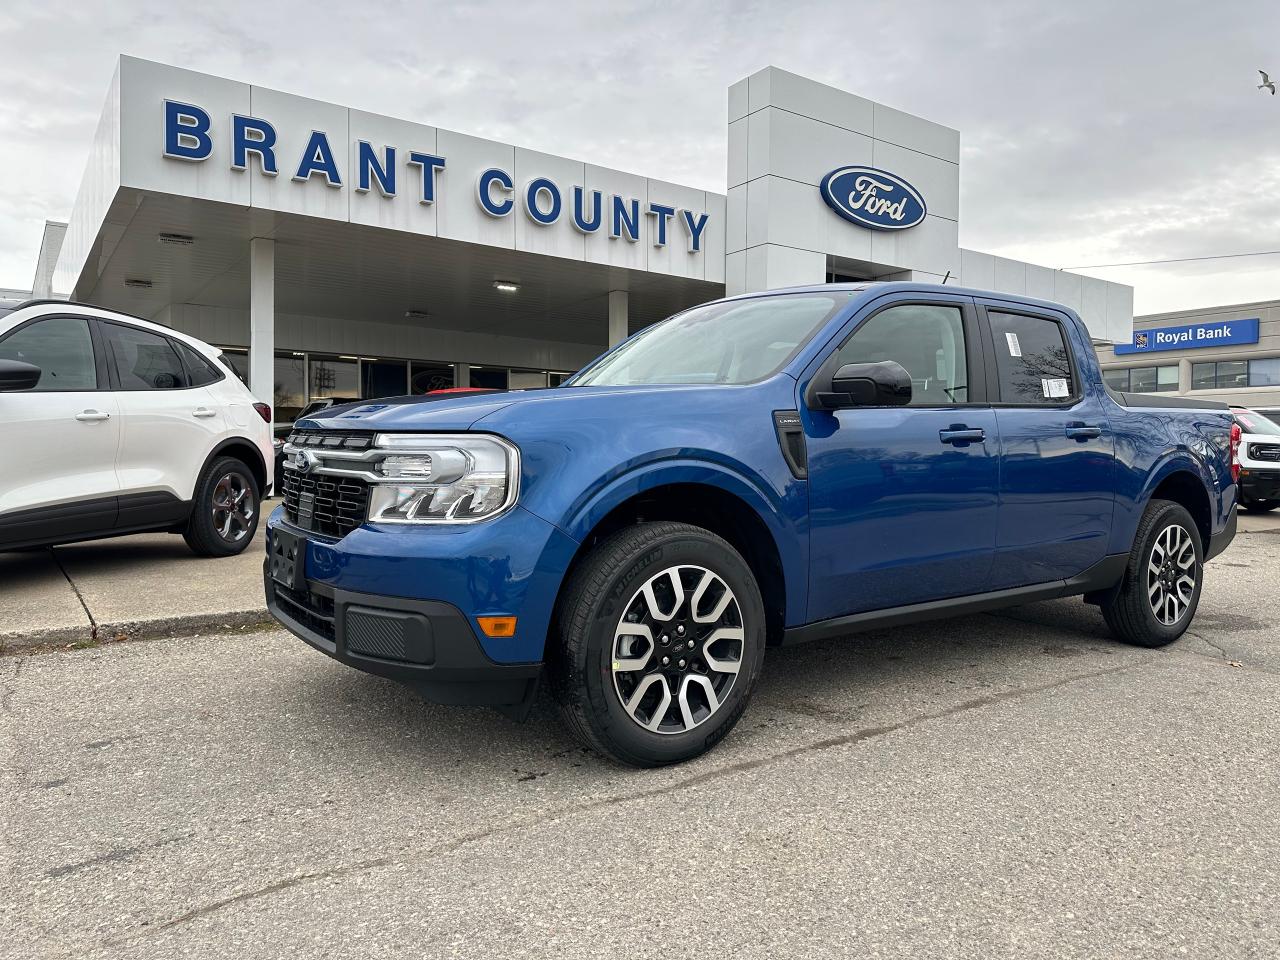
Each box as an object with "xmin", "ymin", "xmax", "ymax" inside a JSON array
[
  {"xmin": 211, "ymin": 471, "xmax": 255, "ymax": 543},
  {"xmin": 611, "ymin": 564, "xmax": 744, "ymax": 734},
  {"xmin": 1147, "ymin": 523, "xmax": 1196, "ymax": 626}
]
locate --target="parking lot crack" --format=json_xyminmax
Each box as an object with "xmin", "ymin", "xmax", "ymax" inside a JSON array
[
  {"xmin": 49, "ymin": 548, "xmax": 98, "ymax": 643},
  {"xmin": 99, "ymin": 660, "xmax": 1143, "ymax": 949}
]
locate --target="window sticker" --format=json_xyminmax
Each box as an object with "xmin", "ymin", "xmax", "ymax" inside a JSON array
[
  {"xmin": 1005, "ymin": 332, "xmax": 1022, "ymax": 357},
  {"xmin": 1042, "ymin": 377, "xmax": 1070, "ymax": 399}
]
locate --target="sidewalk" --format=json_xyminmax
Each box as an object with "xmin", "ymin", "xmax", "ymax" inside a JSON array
[{"xmin": 0, "ymin": 500, "xmax": 278, "ymax": 652}]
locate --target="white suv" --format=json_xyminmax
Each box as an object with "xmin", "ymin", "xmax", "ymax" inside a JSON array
[{"xmin": 0, "ymin": 300, "xmax": 273, "ymax": 556}]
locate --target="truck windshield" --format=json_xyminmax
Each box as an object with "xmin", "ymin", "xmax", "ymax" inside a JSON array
[
  {"xmin": 571, "ymin": 292, "xmax": 851, "ymax": 387},
  {"xmin": 1236, "ymin": 410, "xmax": 1280, "ymax": 435}
]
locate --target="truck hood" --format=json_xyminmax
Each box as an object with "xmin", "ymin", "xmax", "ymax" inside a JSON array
[{"xmin": 297, "ymin": 391, "xmax": 517, "ymax": 432}]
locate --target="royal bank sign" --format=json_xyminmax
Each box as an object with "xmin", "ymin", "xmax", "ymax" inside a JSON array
[
  {"xmin": 819, "ymin": 166, "xmax": 927, "ymax": 231},
  {"xmin": 161, "ymin": 100, "xmax": 712, "ymax": 252}
]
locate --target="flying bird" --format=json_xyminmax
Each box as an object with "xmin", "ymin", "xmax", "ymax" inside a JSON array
[{"xmin": 1260, "ymin": 70, "xmax": 1276, "ymax": 95}]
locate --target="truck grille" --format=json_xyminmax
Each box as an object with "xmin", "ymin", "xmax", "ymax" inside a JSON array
[
  {"xmin": 1250, "ymin": 443, "xmax": 1280, "ymax": 463},
  {"xmin": 281, "ymin": 430, "xmax": 374, "ymax": 538}
]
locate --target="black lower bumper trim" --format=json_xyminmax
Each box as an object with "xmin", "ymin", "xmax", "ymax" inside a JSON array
[
  {"xmin": 1206, "ymin": 505, "xmax": 1237, "ymax": 561},
  {"xmin": 264, "ymin": 563, "xmax": 541, "ymax": 709},
  {"xmin": 1240, "ymin": 471, "xmax": 1280, "ymax": 503}
]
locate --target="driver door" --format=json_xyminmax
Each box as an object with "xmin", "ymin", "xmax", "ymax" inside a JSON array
[{"xmin": 800, "ymin": 293, "xmax": 1000, "ymax": 622}]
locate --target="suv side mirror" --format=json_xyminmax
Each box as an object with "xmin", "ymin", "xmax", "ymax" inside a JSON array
[
  {"xmin": 0, "ymin": 359, "xmax": 41, "ymax": 392},
  {"xmin": 812, "ymin": 360, "xmax": 912, "ymax": 409}
]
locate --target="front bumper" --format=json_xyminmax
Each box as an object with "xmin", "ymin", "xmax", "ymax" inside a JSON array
[
  {"xmin": 265, "ymin": 567, "xmax": 541, "ymax": 708},
  {"xmin": 1240, "ymin": 467, "xmax": 1280, "ymax": 503}
]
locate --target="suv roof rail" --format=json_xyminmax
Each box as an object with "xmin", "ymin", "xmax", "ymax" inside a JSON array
[{"xmin": 12, "ymin": 298, "xmax": 155, "ymax": 325}]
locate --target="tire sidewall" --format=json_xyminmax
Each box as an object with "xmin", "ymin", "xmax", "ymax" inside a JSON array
[
  {"xmin": 191, "ymin": 457, "xmax": 260, "ymax": 556},
  {"xmin": 1130, "ymin": 502, "xmax": 1204, "ymax": 641},
  {"xmin": 575, "ymin": 530, "xmax": 766, "ymax": 765}
]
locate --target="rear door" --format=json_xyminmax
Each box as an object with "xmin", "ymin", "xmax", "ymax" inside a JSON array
[
  {"xmin": 801, "ymin": 292, "xmax": 1000, "ymax": 621},
  {"xmin": 976, "ymin": 301, "xmax": 1116, "ymax": 588},
  {"xmin": 99, "ymin": 321, "xmax": 226, "ymax": 520},
  {"xmin": 0, "ymin": 314, "xmax": 121, "ymax": 545}
]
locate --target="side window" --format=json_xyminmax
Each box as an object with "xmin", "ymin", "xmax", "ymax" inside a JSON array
[
  {"xmin": 988, "ymin": 311, "xmax": 1076, "ymax": 405},
  {"xmin": 102, "ymin": 323, "xmax": 190, "ymax": 390},
  {"xmin": 175, "ymin": 342, "xmax": 224, "ymax": 387},
  {"xmin": 836, "ymin": 303, "xmax": 969, "ymax": 405},
  {"xmin": 0, "ymin": 316, "xmax": 98, "ymax": 391}
]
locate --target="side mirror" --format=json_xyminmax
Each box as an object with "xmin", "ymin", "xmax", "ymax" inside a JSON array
[
  {"xmin": 814, "ymin": 360, "xmax": 912, "ymax": 409},
  {"xmin": 0, "ymin": 358, "xmax": 41, "ymax": 392}
]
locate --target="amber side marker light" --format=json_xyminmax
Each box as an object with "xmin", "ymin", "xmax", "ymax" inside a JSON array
[{"xmin": 477, "ymin": 616, "xmax": 517, "ymax": 638}]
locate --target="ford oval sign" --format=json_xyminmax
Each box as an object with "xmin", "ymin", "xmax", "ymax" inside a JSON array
[{"xmin": 819, "ymin": 166, "xmax": 927, "ymax": 231}]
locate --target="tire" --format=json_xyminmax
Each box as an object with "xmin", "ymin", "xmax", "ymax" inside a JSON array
[
  {"xmin": 182, "ymin": 456, "xmax": 261, "ymax": 557},
  {"xmin": 549, "ymin": 521, "xmax": 767, "ymax": 767},
  {"xmin": 1100, "ymin": 499, "xmax": 1203, "ymax": 648}
]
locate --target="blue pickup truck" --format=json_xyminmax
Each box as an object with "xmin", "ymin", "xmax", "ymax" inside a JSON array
[{"xmin": 265, "ymin": 283, "xmax": 1240, "ymax": 766}]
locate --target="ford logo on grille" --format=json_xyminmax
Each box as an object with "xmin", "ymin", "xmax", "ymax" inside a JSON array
[
  {"xmin": 293, "ymin": 449, "xmax": 320, "ymax": 474},
  {"xmin": 819, "ymin": 166, "xmax": 927, "ymax": 231}
]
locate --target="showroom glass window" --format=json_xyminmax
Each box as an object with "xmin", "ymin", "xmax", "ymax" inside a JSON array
[
  {"xmin": 987, "ymin": 311, "xmax": 1075, "ymax": 404},
  {"xmin": 274, "ymin": 353, "xmax": 306, "ymax": 422},
  {"xmin": 834, "ymin": 303, "xmax": 969, "ymax": 405},
  {"xmin": 310, "ymin": 356, "xmax": 358, "ymax": 401},
  {"xmin": 361, "ymin": 359, "xmax": 408, "ymax": 398},
  {"xmin": 0, "ymin": 316, "xmax": 97, "ymax": 390},
  {"xmin": 1126, "ymin": 365, "xmax": 1178, "ymax": 393},
  {"xmin": 101, "ymin": 323, "xmax": 189, "ymax": 389},
  {"xmin": 470, "ymin": 367, "xmax": 509, "ymax": 390},
  {"xmin": 1251, "ymin": 358, "xmax": 1280, "ymax": 386},
  {"xmin": 410, "ymin": 362, "xmax": 455, "ymax": 394},
  {"xmin": 1195, "ymin": 358, "xmax": 1280, "ymax": 389}
]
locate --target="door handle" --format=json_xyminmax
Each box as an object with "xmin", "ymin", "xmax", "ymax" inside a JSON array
[
  {"xmin": 75, "ymin": 410, "xmax": 110, "ymax": 422},
  {"xmin": 939, "ymin": 427, "xmax": 985, "ymax": 445},
  {"xmin": 192, "ymin": 407, "xmax": 217, "ymax": 418},
  {"xmin": 1065, "ymin": 424, "xmax": 1102, "ymax": 441}
]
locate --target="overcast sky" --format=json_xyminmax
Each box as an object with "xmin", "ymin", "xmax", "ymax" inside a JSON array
[{"xmin": 0, "ymin": 0, "xmax": 1276, "ymax": 314}]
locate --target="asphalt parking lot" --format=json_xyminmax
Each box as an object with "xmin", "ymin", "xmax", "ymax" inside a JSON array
[{"xmin": 3, "ymin": 514, "xmax": 1279, "ymax": 960}]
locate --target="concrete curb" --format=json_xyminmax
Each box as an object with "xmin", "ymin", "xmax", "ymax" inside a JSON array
[{"xmin": 1, "ymin": 608, "xmax": 276, "ymax": 655}]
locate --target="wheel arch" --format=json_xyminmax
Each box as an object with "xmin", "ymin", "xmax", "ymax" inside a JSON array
[
  {"xmin": 1143, "ymin": 461, "xmax": 1213, "ymax": 551},
  {"xmin": 200, "ymin": 437, "xmax": 269, "ymax": 498},
  {"xmin": 555, "ymin": 470, "xmax": 800, "ymax": 646}
]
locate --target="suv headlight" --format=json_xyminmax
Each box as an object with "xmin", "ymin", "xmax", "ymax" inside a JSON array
[{"xmin": 366, "ymin": 434, "xmax": 519, "ymax": 523}]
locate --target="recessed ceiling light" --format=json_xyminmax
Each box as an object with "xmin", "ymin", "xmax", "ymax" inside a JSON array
[
  {"xmin": 157, "ymin": 233, "xmax": 195, "ymax": 246},
  {"xmin": 404, "ymin": 310, "xmax": 430, "ymax": 321},
  {"xmin": 339, "ymin": 355, "xmax": 358, "ymax": 360},
  {"xmin": 123, "ymin": 278, "xmax": 153, "ymax": 289},
  {"xmin": 493, "ymin": 280, "xmax": 520, "ymax": 293}
]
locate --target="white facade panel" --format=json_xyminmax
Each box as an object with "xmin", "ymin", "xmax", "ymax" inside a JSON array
[
  {"xmin": 762, "ymin": 67, "xmax": 874, "ymax": 135},
  {"xmin": 347, "ymin": 109, "xmax": 439, "ymax": 236},
  {"xmin": 870, "ymin": 215, "xmax": 960, "ymax": 280},
  {"xmin": 728, "ymin": 79, "xmax": 749, "ymax": 124},
  {"xmin": 726, "ymin": 184, "xmax": 747, "ymax": 255},
  {"xmin": 647, "ymin": 180, "xmax": 708, "ymax": 279},
  {"xmin": 247, "ymin": 86, "xmax": 349, "ymax": 223},
  {"xmin": 870, "ymin": 140, "xmax": 959, "ymax": 222},
  {"xmin": 727, "ymin": 117, "xmax": 748, "ymax": 188},
  {"xmin": 871, "ymin": 102, "xmax": 960, "ymax": 163},
  {"xmin": 702, "ymin": 192, "xmax": 727, "ymax": 285},
  {"xmin": 1052, "ymin": 270, "xmax": 1084, "ymax": 313},
  {"xmin": 992, "ymin": 256, "xmax": 1027, "ymax": 295},
  {"xmin": 435, "ymin": 129, "xmax": 516, "ymax": 250},
  {"xmin": 763, "ymin": 107, "xmax": 874, "ymax": 186},
  {"xmin": 1026, "ymin": 263, "xmax": 1057, "ymax": 301},
  {"xmin": 961, "ymin": 249, "xmax": 996, "ymax": 290},
  {"xmin": 583, "ymin": 164, "xmax": 648, "ymax": 271},
  {"xmin": 513, "ymin": 148, "xmax": 587, "ymax": 261}
]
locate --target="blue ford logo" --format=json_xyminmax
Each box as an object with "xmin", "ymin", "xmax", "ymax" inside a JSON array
[{"xmin": 819, "ymin": 166, "xmax": 927, "ymax": 231}]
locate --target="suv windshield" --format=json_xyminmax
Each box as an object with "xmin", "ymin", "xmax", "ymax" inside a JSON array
[
  {"xmin": 571, "ymin": 292, "xmax": 851, "ymax": 387},
  {"xmin": 1235, "ymin": 410, "xmax": 1280, "ymax": 435}
]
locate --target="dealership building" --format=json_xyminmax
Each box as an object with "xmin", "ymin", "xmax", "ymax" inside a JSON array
[
  {"xmin": 1097, "ymin": 300, "xmax": 1280, "ymax": 414},
  {"xmin": 29, "ymin": 56, "xmax": 1134, "ymax": 420}
]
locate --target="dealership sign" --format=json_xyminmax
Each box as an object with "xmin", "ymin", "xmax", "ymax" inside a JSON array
[
  {"xmin": 1114, "ymin": 318, "xmax": 1260, "ymax": 355},
  {"xmin": 819, "ymin": 166, "xmax": 926, "ymax": 231},
  {"xmin": 161, "ymin": 101, "xmax": 711, "ymax": 252}
]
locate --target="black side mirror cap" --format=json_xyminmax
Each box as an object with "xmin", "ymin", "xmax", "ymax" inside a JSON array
[
  {"xmin": 813, "ymin": 360, "xmax": 913, "ymax": 409},
  {"xmin": 0, "ymin": 358, "xmax": 42, "ymax": 392}
]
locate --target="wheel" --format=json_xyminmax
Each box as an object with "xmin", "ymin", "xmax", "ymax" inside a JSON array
[
  {"xmin": 549, "ymin": 521, "xmax": 767, "ymax": 767},
  {"xmin": 183, "ymin": 456, "xmax": 260, "ymax": 557},
  {"xmin": 1100, "ymin": 499, "xmax": 1203, "ymax": 648}
]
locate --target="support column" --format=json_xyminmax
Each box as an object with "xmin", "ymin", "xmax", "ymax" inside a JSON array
[
  {"xmin": 455, "ymin": 362, "xmax": 470, "ymax": 388},
  {"xmin": 1178, "ymin": 357, "xmax": 1193, "ymax": 396},
  {"xmin": 249, "ymin": 238, "xmax": 275, "ymax": 421},
  {"xmin": 608, "ymin": 290, "xmax": 629, "ymax": 347}
]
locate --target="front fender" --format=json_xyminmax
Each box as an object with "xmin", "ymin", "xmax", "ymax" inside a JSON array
[{"xmin": 549, "ymin": 458, "xmax": 809, "ymax": 629}]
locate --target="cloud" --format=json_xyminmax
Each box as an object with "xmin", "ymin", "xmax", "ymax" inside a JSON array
[{"xmin": 0, "ymin": 0, "xmax": 1276, "ymax": 314}]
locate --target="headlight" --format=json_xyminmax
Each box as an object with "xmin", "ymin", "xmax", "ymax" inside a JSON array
[{"xmin": 365, "ymin": 434, "xmax": 518, "ymax": 523}]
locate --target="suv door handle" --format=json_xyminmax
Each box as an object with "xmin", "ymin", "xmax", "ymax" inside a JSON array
[
  {"xmin": 939, "ymin": 427, "xmax": 985, "ymax": 445},
  {"xmin": 75, "ymin": 409, "xmax": 111, "ymax": 422},
  {"xmin": 1065, "ymin": 423, "xmax": 1102, "ymax": 441},
  {"xmin": 192, "ymin": 407, "xmax": 217, "ymax": 418}
]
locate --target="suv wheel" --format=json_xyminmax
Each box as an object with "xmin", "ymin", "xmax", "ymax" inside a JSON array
[
  {"xmin": 183, "ymin": 456, "xmax": 260, "ymax": 557},
  {"xmin": 549, "ymin": 522, "xmax": 766, "ymax": 767},
  {"xmin": 1100, "ymin": 498, "xmax": 1203, "ymax": 648}
]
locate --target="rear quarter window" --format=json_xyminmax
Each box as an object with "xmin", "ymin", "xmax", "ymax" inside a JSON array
[{"xmin": 989, "ymin": 311, "xmax": 1077, "ymax": 404}]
